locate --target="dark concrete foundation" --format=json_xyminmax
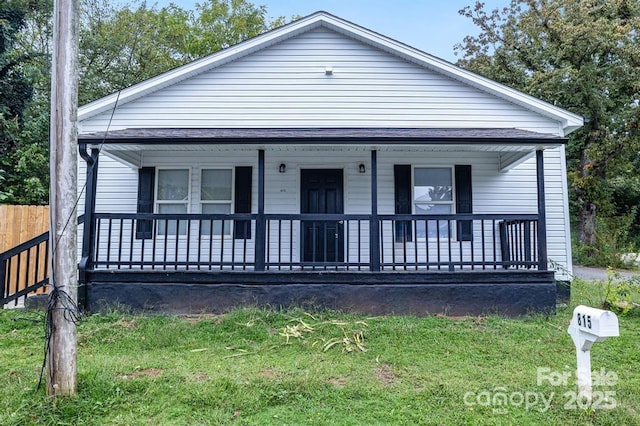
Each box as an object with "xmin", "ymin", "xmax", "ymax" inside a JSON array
[{"xmin": 84, "ymin": 271, "xmax": 556, "ymax": 316}]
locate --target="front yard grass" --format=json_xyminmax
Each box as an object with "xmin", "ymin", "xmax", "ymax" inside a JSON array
[{"xmin": 1, "ymin": 278, "xmax": 638, "ymax": 425}]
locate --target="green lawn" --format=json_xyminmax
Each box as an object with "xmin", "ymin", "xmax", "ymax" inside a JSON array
[{"xmin": 1, "ymin": 279, "xmax": 639, "ymax": 425}]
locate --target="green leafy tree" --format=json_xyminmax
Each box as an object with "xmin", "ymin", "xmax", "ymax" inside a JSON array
[
  {"xmin": 0, "ymin": 0, "xmax": 51, "ymax": 205},
  {"xmin": 456, "ymin": 0, "xmax": 640, "ymax": 251},
  {"xmin": 79, "ymin": 0, "xmax": 287, "ymax": 104},
  {"xmin": 1, "ymin": 0, "xmax": 287, "ymax": 204}
]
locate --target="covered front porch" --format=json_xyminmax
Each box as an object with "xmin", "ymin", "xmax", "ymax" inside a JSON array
[{"xmin": 77, "ymin": 128, "xmax": 559, "ymax": 315}]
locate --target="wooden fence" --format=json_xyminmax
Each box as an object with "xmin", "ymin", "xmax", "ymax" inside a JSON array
[{"xmin": 1, "ymin": 205, "xmax": 50, "ymax": 301}]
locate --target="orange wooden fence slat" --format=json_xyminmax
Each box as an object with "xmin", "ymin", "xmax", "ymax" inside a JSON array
[{"xmin": 1, "ymin": 205, "xmax": 50, "ymax": 297}]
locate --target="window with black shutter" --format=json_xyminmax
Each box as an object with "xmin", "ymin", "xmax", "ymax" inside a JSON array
[
  {"xmin": 394, "ymin": 165, "xmax": 413, "ymax": 242},
  {"xmin": 455, "ymin": 165, "xmax": 473, "ymax": 241},
  {"xmin": 394, "ymin": 164, "xmax": 473, "ymax": 242},
  {"xmin": 135, "ymin": 167, "xmax": 155, "ymax": 239},
  {"xmin": 234, "ymin": 166, "xmax": 252, "ymax": 239}
]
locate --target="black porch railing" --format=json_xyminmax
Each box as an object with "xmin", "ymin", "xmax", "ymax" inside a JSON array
[
  {"xmin": 1, "ymin": 231, "xmax": 49, "ymax": 306},
  {"xmin": 86, "ymin": 213, "xmax": 542, "ymax": 273}
]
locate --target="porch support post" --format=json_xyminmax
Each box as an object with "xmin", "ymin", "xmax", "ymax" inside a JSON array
[
  {"xmin": 370, "ymin": 150, "xmax": 380, "ymax": 271},
  {"xmin": 255, "ymin": 149, "xmax": 266, "ymax": 271},
  {"xmin": 536, "ymin": 149, "xmax": 548, "ymax": 271},
  {"xmin": 78, "ymin": 145, "xmax": 99, "ymax": 305}
]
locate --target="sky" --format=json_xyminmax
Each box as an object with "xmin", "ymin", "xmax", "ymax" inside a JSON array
[{"xmin": 145, "ymin": 0, "xmax": 510, "ymax": 62}]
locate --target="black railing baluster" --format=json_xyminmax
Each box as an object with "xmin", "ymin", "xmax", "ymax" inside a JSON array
[
  {"xmin": 95, "ymin": 218, "xmax": 101, "ymax": 268},
  {"xmin": 116, "ymin": 219, "xmax": 123, "ymax": 269},
  {"xmin": 402, "ymin": 221, "xmax": 408, "ymax": 271},
  {"xmin": 34, "ymin": 242, "xmax": 41, "ymax": 285},
  {"xmin": 311, "ymin": 222, "xmax": 317, "ymax": 271},
  {"xmin": 357, "ymin": 220, "xmax": 362, "ymax": 270},
  {"xmin": 241, "ymin": 221, "xmax": 247, "ymax": 271},
  {"xmin": 333, "ymin": 223, "xmax": 340, "ymax": 271},
  {"xmin": 174, "ymin": 220, "xmax": 180, "ymax": 270},
  {"xmin": 25, "ymin": 246, "xmax": 32, "ymax": 291},
  {"xmin": 14, "ymin": 253, "xmax": 21, "ymax": 305},
  {"xmin": 277, "ymin": 220, "xmax": 282, "ymax": 271},
  {"xmin": 447, "ymin": 220, "xmax": 453, "ymax": 272},
  {"xmin": 289, "ymin": 219, "xmax": 293, "ymax": 271},
  {"xmin": 481, "ymin": 220, "xmax": 486, "ymax": 270},
  {"xmin": 44, "ymin": 237, "xmax": 49, "ymax": 279},
  {"xmin": 197, "ymin": 219, "xmax": 202, "ymax": 271},
  {"xmin": 492, "ymin": 219, "xmax": 497, "ymax": 269},
  {"xmin": 470, "ymin": 219, "xmax": 475, "ymax": 270},
  {"xmin": 186, "ymin": 220, "xmax": 192, "ymax": 270},
  {"xmin": 412, "ymin": 220, "xmax": 418, "ymax": 270},
  {"xmin": 458, "ymin": 223, "xmax": 463, "ymax": 270},
  {"xmin": 151, "ymin": 219, "xmax": 157, "ymax": 270},
  {"xmin": 221, "ymin": 220, "xmax": 226, "ymax": 271},
  {"xmin": 391, "ymin": 220, "xmax": 396, "ymax": 271},
  {"xmin": 425, "ymin": 219, "xmax": 429, "ymax": 270},
  {"xmin": 106, "ymin": 219, "xmax": 113, "ymax": 269},
  {"xmin": 208, "ymin": 219, "xmax": 213, "ymax": 270},
  {"xmin": 266, "ymin": 219, "xmax": 271, "ymax": 270},
  {"xmin": 379, "ymin": 221, "xmax": 385, "ymax": 271},
  {"xmin": 162, "ymin": 219, "xmax": 168, "ymax": 270},
  {"xmin": 436, "ymin": 220, "xmax": 441, "ymax": 270},
  {"xmin": 345, "ymin": 220, "xmax": 350, "ymax": 271},
  {"xmin": 139, "ymin": 218, "xmax": 145, "ymax": 270},
  {"xmin": 0, "ymin": 256, "xmax": 6, "ymax": 301},
  {"xmin": 232, "ymin": 220, "xmax": 238, "ymax": 270},
  {"xmin": 533, "ymin": 221, "xmax": 538, "ymax": 264},
  {"xmin": 125, "ymin": 218, "xmax": 133, "ymax": 269}
]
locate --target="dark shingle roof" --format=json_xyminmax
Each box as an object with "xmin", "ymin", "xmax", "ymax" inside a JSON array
[{"xmin": 78, "ymin": 127, "xmax": 565, "ymax": 145}]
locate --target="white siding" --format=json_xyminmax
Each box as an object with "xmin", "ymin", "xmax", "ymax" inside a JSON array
[{"xmin": 80, "ymin": 28, "xmax": 560, "ymax": 134}]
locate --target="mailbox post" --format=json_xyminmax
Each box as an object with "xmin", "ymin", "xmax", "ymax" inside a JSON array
[{"xmin": 567, "ymin": 305, "xmax": 619, "ymax": 401}]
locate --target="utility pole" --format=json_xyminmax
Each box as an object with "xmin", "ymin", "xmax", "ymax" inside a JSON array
[{"xmin": 48, "ymin": 0, "xmax": 79, "ymax": 397}]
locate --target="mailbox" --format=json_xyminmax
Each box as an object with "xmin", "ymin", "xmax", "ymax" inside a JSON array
[
  {"xmin": 567, "ymin": 305, "xmax": 619, "ymax": 400},
  {"xmin": 568, "ymin": 305, "xmax": 619, "ymax": 347}
]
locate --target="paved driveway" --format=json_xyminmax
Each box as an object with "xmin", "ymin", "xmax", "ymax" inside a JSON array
[{"xmin": 573, "ymin": 266, "xmax": 638, "ymax": 280}]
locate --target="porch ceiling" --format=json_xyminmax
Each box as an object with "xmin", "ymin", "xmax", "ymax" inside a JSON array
[{"xmin": 79, "ymin": 128, "xmax": 564, "ymax": 170}]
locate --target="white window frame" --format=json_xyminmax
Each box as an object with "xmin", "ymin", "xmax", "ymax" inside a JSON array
[
  {"xmin": 155, "ymin": 168, "xmax": 191, "ymax": 236},
  {"xmin": 412, "ymin": 165, "xmax": 456, "ymax": 239},
  {"xmin": 199, "ymin": 168, "xmax": 234, "ymax": 237}
]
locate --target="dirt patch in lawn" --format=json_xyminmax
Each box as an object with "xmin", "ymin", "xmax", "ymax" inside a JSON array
[
  {"xmin": 328, "ymin": 377, "xmax": 348, "ymax": 387},
  {"xmin": 259, "ymin": 368, "xmax": 278, "ymax": 380},
  {"xmin": 374, "ymin": 363, "xmax": 398, "ymax": 386},
  {"xmin": 120, "ymin": 368, "xmax": 163, "ymax": 380}
]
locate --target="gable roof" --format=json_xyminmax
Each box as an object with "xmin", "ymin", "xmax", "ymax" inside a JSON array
[{"xmin": 78, "ymin": 11, "xmax": 583, "ymax": 136}]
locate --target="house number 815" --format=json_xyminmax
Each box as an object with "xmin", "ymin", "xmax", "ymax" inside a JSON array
[{"xmin": 577, "ymin": 313, "xmax": 592, "ymax": 329}]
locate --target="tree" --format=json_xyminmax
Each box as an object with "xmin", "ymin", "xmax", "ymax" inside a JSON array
[
  {"xmin": 78, "ymin": 0, "xmax": 287, "ymax": 104},
  {"xmin": 0, "ymin": 0, "xmax": 287, "ymax": 204},
  {"xmin": 0, "ymin": 0, "xmax": 51, "ymax": 204},
  {"xmin": 456, "ymin": 0, "xmax": 640, "ymax": 249}
]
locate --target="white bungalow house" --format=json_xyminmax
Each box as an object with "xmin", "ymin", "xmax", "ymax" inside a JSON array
[{"xmin": 74, "ymin": 11, "xmax": 582, "ymax": 315}]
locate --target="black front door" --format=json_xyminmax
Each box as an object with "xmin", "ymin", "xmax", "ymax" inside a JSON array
[{"xmin": 301, "ymin": 169, "xmax": 344, "ymax": 263}]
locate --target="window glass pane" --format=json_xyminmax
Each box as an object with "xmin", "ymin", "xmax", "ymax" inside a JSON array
[
  {"xmin": 157, "ymin": 170, "xmax": 189, "ymax": 201},
  {"xmin": 414, "ymin": 204, "xmax": 452, "ymax": 215},
  {"xmin": 157, "ymin": 203, "xmax": 187, "ymax": 235},
  {"xmin": 414, "ymin": 168, "xmax": 452, "ymax": 202},
  {"xmin": 415, "ymin": 204, "xmax": 452, "ymax": 238},
  {"xmin": 201, "ymin": 169, "xmax": 232, "ymax": 201},
  {"xmin": 201, "ymin": 203, "xmax": 231, "ymax": 235}
]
